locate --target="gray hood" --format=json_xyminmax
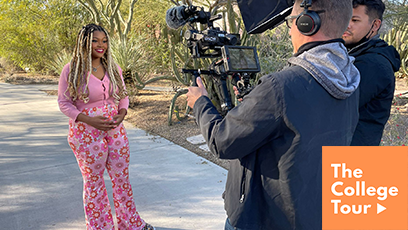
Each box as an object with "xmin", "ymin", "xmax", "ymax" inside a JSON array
[{"xmin": 288, "ymin": 42, "xmax": 360, "ymax": 99}]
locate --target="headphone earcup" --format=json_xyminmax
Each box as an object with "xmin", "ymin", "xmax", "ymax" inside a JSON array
[{"xmin": 296, "ymin": 11, "xmax": 321, "ymax": 36}]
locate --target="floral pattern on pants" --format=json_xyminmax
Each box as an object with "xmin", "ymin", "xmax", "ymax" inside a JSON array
[{"xmin": 68, "ymin": 105, "xmax": 145, "ymax": 230}]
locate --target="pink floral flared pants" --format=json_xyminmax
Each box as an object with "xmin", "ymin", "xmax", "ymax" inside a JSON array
[{"xmin": 68, "ymin": 105, "xmax": 145, "ymax": 230}]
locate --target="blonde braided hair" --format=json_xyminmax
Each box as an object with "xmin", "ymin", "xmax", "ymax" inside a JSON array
[{"xmin": 66, "ymin": 24, "xmax": 127, "ymax": 103}]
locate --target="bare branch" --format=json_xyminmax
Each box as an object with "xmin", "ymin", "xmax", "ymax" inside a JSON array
[
  {"xmin": 106, "ymin": 0, "xmax": 112, "ymax": 15},
  {"xmin": 111, "ymin": 0, "xmax": 123, "ymax": 19},
  {"xmin": 97, "ymin": 0, "xmax": 104, "ymax": 10},
  {"xmin": 123, "ymin": 0, "xmax": 138, "ymax": 38},
  {"xmin": 118, "ymin": 10, "xmax": 126, "ymax": 26},
  {"xmin": 77, "ymin": 0, "xmax": 98, "ymax": 24},
  {"xmin": 88, "ymin": 0, "xmax": 105, "ymax": 24}
]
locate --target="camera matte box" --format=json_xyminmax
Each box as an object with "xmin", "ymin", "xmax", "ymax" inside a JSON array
[{"xmin": 237, "ymin": 0, "xmax": 294, "ymax": 34}]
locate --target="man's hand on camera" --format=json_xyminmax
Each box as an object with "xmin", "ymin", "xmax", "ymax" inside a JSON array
[
  {"xmin": 233, "ymin": 86, "xmax": 243, "ymax": 102},
  {"xmin": 186, "ymin": 77, "xmax": 208, "ymax": 109}
]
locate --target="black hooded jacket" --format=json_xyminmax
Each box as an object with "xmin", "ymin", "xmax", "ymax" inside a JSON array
[
  {"xmin": 349, "ymin": 37, "xmax": 401, "ymax": 146},
  {"xmin": 193, "ymin": 41, "xmax": 360, "ymax": 229}
]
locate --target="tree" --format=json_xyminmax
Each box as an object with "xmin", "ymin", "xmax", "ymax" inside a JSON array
[
  {"xmin": 0, "ymin": 0, "xmax": 89, "ymax": 72},
  {"xmin": 77, "ymin": 0, "xmax": 138, "ymax": 41}
]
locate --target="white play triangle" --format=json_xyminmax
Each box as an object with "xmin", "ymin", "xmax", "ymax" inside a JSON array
[{"xmin": 377, "ymin": 203, "xmax": 386, "ymax": 214}]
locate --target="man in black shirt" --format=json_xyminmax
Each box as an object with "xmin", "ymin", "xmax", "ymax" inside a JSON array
[{"xmin": 343, "ymin": 0, "xmax": 401, "ymax": 146}]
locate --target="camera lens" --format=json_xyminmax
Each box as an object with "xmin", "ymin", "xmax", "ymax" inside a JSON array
[{"xmin": 226, "ymin": 34, "xmax": 240, "ymax": 45}]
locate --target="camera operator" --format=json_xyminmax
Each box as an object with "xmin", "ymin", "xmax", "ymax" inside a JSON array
[
  {"xmin": 186, "ymin": 0, "xmax": 360, "ymax": 229},
  {"xmin": 342, "ymin": 0, "xmax": 401, "ymax": 146}
]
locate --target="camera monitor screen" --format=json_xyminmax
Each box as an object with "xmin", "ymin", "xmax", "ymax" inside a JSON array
[{"xmin": 221, "ymin": 46, "xmax": 261, "ymax": 73}]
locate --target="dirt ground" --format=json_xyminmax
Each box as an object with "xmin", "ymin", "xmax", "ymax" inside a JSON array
[{"xmin": 2, "ymin": 71, "xmax": 408, "ymax": 169}]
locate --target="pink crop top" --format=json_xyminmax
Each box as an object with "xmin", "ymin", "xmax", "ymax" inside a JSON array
[{"xmin": 58, "ymin": 63, "xmax": 129, "ymax": 121}]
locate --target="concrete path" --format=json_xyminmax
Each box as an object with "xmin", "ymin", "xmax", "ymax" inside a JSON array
[{"xmin": 0, "ymin": 83, "xmax": 227, "ymax": 230}]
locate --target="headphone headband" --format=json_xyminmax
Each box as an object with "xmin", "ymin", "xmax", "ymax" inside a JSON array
[{"xmin": 300, "ymin": 0, "xmax": 312, "ymax": 8}]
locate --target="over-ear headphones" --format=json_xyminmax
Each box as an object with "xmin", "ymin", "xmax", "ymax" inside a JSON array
[{"xmin": 296, "ymin": 0, "xmax": 321, "ymax": 36}]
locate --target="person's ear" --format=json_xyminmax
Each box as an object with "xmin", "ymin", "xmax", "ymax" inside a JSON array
[{"xmin": 372, "ymin": 19, "xmax": 382, "ymax": 33}]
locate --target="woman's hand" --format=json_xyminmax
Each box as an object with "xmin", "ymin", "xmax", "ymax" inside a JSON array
[
  {"xmin": 112, "ymin": 108, "xmax": 127, "ymax": 125},
  {"xmin": 77, "ymin": 113, "xmax": 117, "ymax": 131}
]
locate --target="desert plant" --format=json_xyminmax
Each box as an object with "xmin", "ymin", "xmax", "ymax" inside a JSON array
[
  {"xmin": 46, "ymin": 50, "xmax": 73, "ymax": 76},
  {"xmin": 131, "ymin": 0, "xmax": 175, "ymax": 74},
  {"xmin": 257, "ymin": 26, "xmax": 293, "ymax": 76},
  {"xmin": 382, "ymin": 22, "xmax": 408, "ymax": 77},
  {"xmin": 0, "ymin": 57, "xmax": 20, "ymax": 74},
  {"xmin": 383, "ymin": 0, "xmax": 408, "ymax": 29},
  {"xmin": 110, "ymin": 36, "xmax": 176, "ymax": 91},
  {"xmin": 111, "ymin": 36, "xmax": 145, "ymax": 83}
]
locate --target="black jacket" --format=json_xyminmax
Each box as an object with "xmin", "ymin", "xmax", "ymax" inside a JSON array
[
  {"xmin": 349, "ymin": 37, "xmax": 401, "ymax": 146},
  {"xmin": 193, "ymin": 42, "xmax": 360, "ymax": 229}
]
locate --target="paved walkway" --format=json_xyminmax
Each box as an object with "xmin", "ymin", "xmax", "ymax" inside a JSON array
[{"xmin": 0, "ymin": 83, "xmax": 227, "ymax": 230}]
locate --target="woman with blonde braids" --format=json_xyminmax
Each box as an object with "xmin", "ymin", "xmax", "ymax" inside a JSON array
[{"xmin": 58, "ymin": 24, "xmax": 154, "ymax": 230}]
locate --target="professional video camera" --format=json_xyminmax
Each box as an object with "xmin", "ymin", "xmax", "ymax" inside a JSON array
[{"xmin": 166, "ymin": 5, "xmax": 261, "ymax": 116}]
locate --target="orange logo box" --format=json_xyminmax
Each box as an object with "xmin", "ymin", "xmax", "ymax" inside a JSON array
[{"xmin": 323, "ymin": 146, "xmax": 408, "ymax": 230}]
